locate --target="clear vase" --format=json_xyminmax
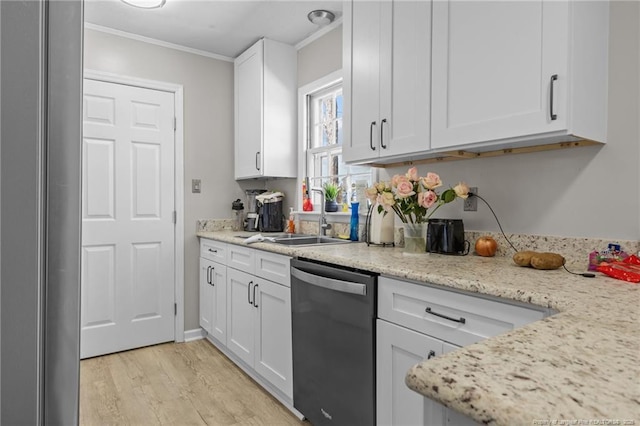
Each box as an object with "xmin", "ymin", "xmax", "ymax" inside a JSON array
[{"xmin": 403, "ymin": 222, "xmax": 427, "ymax": 253}]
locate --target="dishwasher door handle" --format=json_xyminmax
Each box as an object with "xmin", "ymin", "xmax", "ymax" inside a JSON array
[{"xmin": 291, "ymin": 267, "xmax": 367, "ymax": 296}]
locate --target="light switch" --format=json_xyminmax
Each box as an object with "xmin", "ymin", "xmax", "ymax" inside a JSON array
[{"xmin": 192, "ymin": 179, "xmax": 201, "ymax": 193}]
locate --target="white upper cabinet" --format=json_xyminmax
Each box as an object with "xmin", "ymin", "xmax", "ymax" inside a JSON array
[
  {"xmin": 234, "ymin": 38, "xmax": 297, "ymax": 179},
  {"xmin": 430, "ymin": 0, "xmax": 609, "ymax": 150},
  {"xmin": 343, "ymin": 0, "xmax": 431, "ymax": 163}
]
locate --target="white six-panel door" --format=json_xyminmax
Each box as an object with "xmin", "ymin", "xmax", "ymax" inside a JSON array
[{"xmin": 81, "ymin": 78, "xmax": 175, "ymax": 359}]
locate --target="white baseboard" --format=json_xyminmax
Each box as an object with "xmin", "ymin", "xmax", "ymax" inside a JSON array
[{"xmin": 183, "ymin": 328, "xmax": 206, "ymax": 342}]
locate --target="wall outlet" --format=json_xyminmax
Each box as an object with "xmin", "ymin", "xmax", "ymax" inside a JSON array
[{"xmin": 463, "ymin": 187, "xmax": 478, "ymax": 211}]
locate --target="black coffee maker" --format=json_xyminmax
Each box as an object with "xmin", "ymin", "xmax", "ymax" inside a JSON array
[
  {"xmin": 257, "ymin": 192, "xmax": 285, "ymax": 232},
  {"xmin": 426, "ymin": 219, "xmax": 470, "ymax": 255}
]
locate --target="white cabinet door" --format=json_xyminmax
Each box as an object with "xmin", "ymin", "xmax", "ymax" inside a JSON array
[
  {"xmin": 226, "ymin": 268, "xmax": 255, "ymax": 366},
  {"xmin": 210, "ymin": 262, "xmax": 227, "ymax": 345},
  {"xmin": 200, "ymin": 257, "xmax": 227, "ymax": 344},
  {"xmin": 253, "ymin": 278, "xmax": 293, "ymax": 399},
  {"xmin": 377, "ymin": 319, "xmax": 446, "ymax": 426},
  {"xmin": 199, "ymin": 257, "xmax": 214, "ymax": 335},
  {"xmin": 234, "ymin": 39, "xmax": 297, "ymax": 179},
  {"xmin": 431, "ymin": 1, "xmax": 569, "ymax": 148},
  {"xmin": 344, "ymin": 0, "xmax": 432, "ymax": 164},
  {"xmin": 344, "ymin": 0, "xmax": 382, "ymax": 163},
  {"xmin": 235, "ymin": 40, "xmax": 264, "ymax": 179},
  {"xmin": 380, "ymin": 0, "xmax": 431, "ymax": 158}
]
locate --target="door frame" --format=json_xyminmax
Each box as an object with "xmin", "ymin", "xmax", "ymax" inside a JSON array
[{"xmin": 83, "ymin": 69, "xmax": 186, "ymax": 342}]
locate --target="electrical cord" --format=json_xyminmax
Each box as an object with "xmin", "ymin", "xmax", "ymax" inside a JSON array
[
  {"xmin": 469, "ymin": 192, "xmax": 519, "ymax": 253},
  {"xmin": 469, "ymin": 192, "xmax": 595, "ymax": 278}
]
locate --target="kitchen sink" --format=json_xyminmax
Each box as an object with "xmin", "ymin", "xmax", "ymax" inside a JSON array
[
  {"xmin": 270, "ymin": 235, "xmax": 352, "ymax": 247},
  {"xmin": 234, "ymin": 233, "xmax": 352, "ymax": 246}
]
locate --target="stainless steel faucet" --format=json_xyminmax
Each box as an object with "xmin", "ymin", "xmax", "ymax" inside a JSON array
[{"xmin": 311, "ymin": 187, "xmax": 332, "ymax": 236}]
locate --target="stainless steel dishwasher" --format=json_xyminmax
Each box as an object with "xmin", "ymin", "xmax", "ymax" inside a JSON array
[{"xmin": 290, "ymin": 258, "xmax": 377, "ymax": 426}]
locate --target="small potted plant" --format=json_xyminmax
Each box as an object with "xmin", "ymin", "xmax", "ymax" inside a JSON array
[{"xmin": 323, "ymin": 182, "xmax": 340, "ymax": 212}]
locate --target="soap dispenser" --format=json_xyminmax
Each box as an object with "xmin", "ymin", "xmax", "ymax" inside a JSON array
[
  {"xmin": 349, "ymin": 202, "xmax": 359, "ymax": 241},
  {"xmin": 287, "ymin": 208, "xmax": 296, "ymax": 234}
]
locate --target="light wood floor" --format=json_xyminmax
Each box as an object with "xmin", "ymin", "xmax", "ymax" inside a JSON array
[{"xmin": 80, "ymin": 339, "xmax": 306, "ymax": 426}]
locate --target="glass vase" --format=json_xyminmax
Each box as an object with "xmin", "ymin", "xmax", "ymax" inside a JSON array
[{"xmin": 403, "ymin": 222, "xmax": 427, "ymax": 253}]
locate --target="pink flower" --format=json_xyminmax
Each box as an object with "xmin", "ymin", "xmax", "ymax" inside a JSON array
[
  {"xmin": 453, "ymin": 182, "xmax": 470, "ymax": 199},
  {"xmin": 418, "ymin": 190, "xmax": 438, "ymax": 208},
  {"xmin": 390, "ymin": 174, "xmax": 403, "ymax": 187},
  {"xmin": 421, "ymin": 172, "xmax": 442, "ymax": 190},
  {"xmin": 406, "ymin": 167, "xmax": 419, "ymax": 182},
  {"xmin": 395, "ymin": 180, "xmax": 415, "ymax": 199}
]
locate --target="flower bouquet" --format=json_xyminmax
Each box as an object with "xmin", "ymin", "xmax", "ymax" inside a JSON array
[{"xmin": 366, "ymin": 167, "xmax": 470, "ymax": 252}]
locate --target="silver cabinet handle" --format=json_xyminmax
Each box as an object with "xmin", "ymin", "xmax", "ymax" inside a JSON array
[
  {"xmin": 255, "ymin": 151, "xmax": 261, "ymax": 170},
  {"xmin": 369, "ymin": 121, "xmax": 377, "ymax": 151},
  {"xmin": 425, "ymin": 307, "xmax": 466, "ymax": 324},
  {"xmin": 291, "ymin": 267, "xmax": 366, "ymax": 296},
  {"xmin": 550, "ymin": 74, "xmax": 558, "ymax": 121},
  {"xmin": 380, "ymin": 118, "xmax": 387, "ymax": 149}
]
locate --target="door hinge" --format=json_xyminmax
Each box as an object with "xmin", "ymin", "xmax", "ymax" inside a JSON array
[
  {"xmin": 173, "ymin": 117, "xmax": 177, "ymax": 131},
  {"xmin": 174, "ymin": 303, "xmax": 177, "ymax": 316},
  {"xmin": 172, "ymin": 210, "xmax": 177, "ymax": 224}
]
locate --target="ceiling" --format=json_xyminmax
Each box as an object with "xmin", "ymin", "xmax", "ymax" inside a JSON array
[{"xmin": 84, "ymin": 0, "xmax": 344, "ymax": 59}]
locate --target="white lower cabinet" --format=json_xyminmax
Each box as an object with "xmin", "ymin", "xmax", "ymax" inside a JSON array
[
  {"xmin": 377, "ymin": 276, "xmax": 550, "ymax": 426},
  {"xmin": 199, "ymin": 239, "xmax": 293, "ymax": 402},
  {"xmin": 377, "ymin": 320, "xmax": 477, "ymax": 426},
  {"xmin": 377, "ymin": 319, "xmax": 451, "ymax": 426},
  {"xmin": 226, "ymin": 268, "xmax": 293, "ymax": 399},
  {"xmin": 253, "ymin": 278, "xmax": 292, "ymax": 397},
  {"xmin": 199, "ymin": 257, "xmax": 227, "ymax": 345},
  {"xmin": 226, "ymin": 268, "xmax": 255, "ymax": 365}
]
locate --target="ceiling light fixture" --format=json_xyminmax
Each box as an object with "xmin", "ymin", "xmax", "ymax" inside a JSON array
[
  {"xmin": 121, "ymin": 0, "xmax": 166, "ymax": 9},
  {"xmin": 307, "ymin": 10, "xmax": 335, "ymax": 26}
]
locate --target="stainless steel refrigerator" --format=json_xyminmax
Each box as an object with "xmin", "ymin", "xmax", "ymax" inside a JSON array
[{"xmin": 1, "ymin": 0, "xmax": 83, "ymax": 423}]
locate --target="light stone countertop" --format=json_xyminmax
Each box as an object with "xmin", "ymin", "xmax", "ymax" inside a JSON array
[{"xmin": 197, "ymin": 230, "xmax": 640, "ymax": 425}]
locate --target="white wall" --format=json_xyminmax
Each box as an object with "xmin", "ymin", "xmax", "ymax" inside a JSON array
[
  {"xmin": 84, "ymin": 28, "xmax": 251, "ymax": 330},
  {"xmin": 380, "ymin": 2, "xmax": 639, "ymax": 241}
]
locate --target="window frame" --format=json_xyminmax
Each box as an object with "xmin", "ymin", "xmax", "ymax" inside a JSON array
[{"xmin": 297, "ymin": 70, "xmax": 375, "ymax": 212}]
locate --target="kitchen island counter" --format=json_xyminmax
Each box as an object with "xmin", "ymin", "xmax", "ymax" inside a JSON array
[{"xmin": 197, "ymin": 230, "xmax": 640, "ymax": 425}]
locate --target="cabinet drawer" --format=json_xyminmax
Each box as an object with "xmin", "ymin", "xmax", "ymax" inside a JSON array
[
  {"xmin": 378, "ymin": 276, "xmax": 547, "ymax": 347},
  {"xmin": 227, "ymin": 244, "xmax": 255, "ymax": 274},
  {"xmin": 200, "ymin": 239, "xmax": 227, "ymax": 263},
  {"xmin": 255, "ymin": 251, "xmax": 291, "ymax": 287}
]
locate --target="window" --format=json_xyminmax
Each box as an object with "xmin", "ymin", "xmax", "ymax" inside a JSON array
[{"xmin": 300, "ymin": 72, "xmax": 372, "ymax": 210}]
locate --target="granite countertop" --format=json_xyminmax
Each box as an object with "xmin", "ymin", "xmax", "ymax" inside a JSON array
[{"xmin": 197, "ymin": 230, "xmax": 640, "ymax": 425}]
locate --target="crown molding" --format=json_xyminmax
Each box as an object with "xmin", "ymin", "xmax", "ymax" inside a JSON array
[{"xmin": 84, "ymin": 23, "xmax": 234, "ymax": 62}]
